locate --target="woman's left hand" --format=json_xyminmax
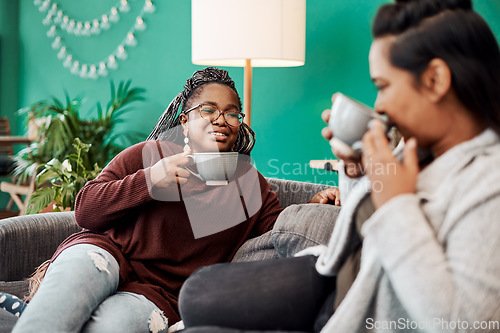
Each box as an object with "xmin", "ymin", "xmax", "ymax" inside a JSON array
[
  {"xmin": 309, "ymin": 187, "xmax": 341, "ymax": 206},
  {"xmin": 362, "ymin": 120, "xmax": 419, "ymax": 209}
]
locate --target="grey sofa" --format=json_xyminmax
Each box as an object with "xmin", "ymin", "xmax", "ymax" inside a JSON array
[{"xmin": 0, "ymin": 177, "xmax": 341, "ymax": 330}]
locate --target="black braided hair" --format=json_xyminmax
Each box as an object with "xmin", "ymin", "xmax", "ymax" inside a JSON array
[{"xmin": 147, "ymin": 67, "xmax": 256, "ymax": 155}]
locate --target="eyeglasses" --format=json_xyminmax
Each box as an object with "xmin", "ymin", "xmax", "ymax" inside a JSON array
[{"xmin": 183, "ymin": 103, "xmax": 245, "ymax": 127}]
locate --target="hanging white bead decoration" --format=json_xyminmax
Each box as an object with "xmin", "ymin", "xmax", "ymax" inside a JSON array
[
  {"xmin": 98, "ymin": 62, "xmax": 109, "ymax": 77},
  {"xmin": 88, "ymin": 65, "xmax": 98, "ymax": 80},
  {"xmin": 107, "ymin": 55, "xmax": 118, "ymax": 69},
  {"xmin": 74, "ymin": 21, "xmax": 83, "ymax": 36},
  {"xmin": 135, "ymin": 17, "xmax": 146, "ymax": 31},
  {"xmin": 70, "ymin": 61, "xmax": 80, "ymax": 75},
  {"xmin": 81, "ymin": 22, "xmax": 91, "ymax": 36},
  {"xmin": 67, "ymin": 19, "xmax": 76, "ymax": 33},
  {"xmin": 48, "ymin": 3, "xmax": 58, "ymax": 16},
  {"xmin": 51, "ymin": 36, "xmax": 61, "ymax": 49},
  {"xmin": 119, "ymin": 0, "xmax": 130, "ymax": 13},
  {"xmin": 91, "ymin": 20, "xmax": 101, "ymax": 35},
  {"xmin": 53, "ymin": 10, "xmax": 63, "ymax": 23},
  {"xmin": 144, "ymin": 0, "xmax": 156, "ymax": 13},
  {"xmin": 109, "ymin": 7, "xmax": 120, "ymax": 23},
  {"xmin": 61, "ymin": 16, "xmax": 69, "ymax": 29},
  {"xmin": 57, "ymin": 46, "xmax": 67, "ymax": 60},
  {"xmin": 39, "ymin": 2, "xmax": 131, "ymax": 36},
  {"xmin": 46, "ymin": 25, "xmax": 56, "ymax": 38},
  {"xmin": 116, "ymin": 45, "xmax": 128, "ymax": 59},
  {"xmin": 79, "ymin": 64, "xmax": 88, "ymax": 78},
  {"xmin": 39, "ymin": 0, "xmax": 50, "ymax": 12},
  {"xmin": 125, "ymin": 32, "xmax": 137, "ymax": 47},
  {"xmin": 100, "ymin": 15, "xmax": 110, "ymax": 30},
  {"xmin": 36, "ymin": 0, "xmax": 155, "ymax": 79},
  {"xmin": 42, "ymin": 14, "xmax": 53, "ymax": 26},
  {"xmin": 63, "ymin": 55, "xmax": 73, "ymax": 68}
]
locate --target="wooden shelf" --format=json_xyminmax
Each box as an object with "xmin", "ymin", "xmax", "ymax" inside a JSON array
[{"xmin": 0, "ymin": 136, "xmax": 32, "ymax": 146}]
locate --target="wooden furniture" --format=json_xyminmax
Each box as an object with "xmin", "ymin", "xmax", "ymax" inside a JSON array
[
  {"xmin": 0, "ymin": 117, "xmax": 34, "ymax": 215},
  {"xmin": 0, "ymin": 176, "xmax": 36, "ymax": 215},
  {"xmin": 0, "ymin": 136, "xmax": 32, "ymax": 145},
  {"xmin": 0, "ymin": 118, "xmax": 14, "ymax": 156},
  {"xmin": 309, "ymin": 159, "xmax": 339, "ymax": 172}
]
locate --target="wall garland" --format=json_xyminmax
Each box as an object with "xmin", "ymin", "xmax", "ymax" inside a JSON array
[{"xmin": 34, "ymin": 0, "xmax": 156, "ymax": 79}]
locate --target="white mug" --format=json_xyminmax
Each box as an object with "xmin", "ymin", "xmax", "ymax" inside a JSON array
[
  {"xmin": 186, "ymin": 152, "xmax": 238, "ymax": 185},
  {"xmin": 328, "ymin": 93, "xmax": 387, "ymax": 158}
]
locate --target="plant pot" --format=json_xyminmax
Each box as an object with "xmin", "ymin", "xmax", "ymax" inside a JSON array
[{"xmin": 40, "ymin": 202, "xmax": 72, "ymax": 213}]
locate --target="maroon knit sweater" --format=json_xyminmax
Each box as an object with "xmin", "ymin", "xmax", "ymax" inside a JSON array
[{"xmin": 53, "ymin": 141, "xmax": 283, "ymax": 323}]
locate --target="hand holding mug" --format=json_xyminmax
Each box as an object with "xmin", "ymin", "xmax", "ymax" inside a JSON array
[
  {"xmin": 321, "ymin": 93, "xmax": 368, "ymax": 178},
  {"xmin": 329, "ymin": 93, "xmax": 388, "ymax": 156},
  {"xmin": 150, "ymin": 151, "xmax": 192, "ymax": 189},
  {"xmin": 362, "ymin": 121, "xmax": 419, "ymax": 209}
]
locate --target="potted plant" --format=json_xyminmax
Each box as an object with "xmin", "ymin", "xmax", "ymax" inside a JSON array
[
  {"xmin": 27, "ymin": 138, "xmax": 102, "ymax": 214},
  {"xmin": 13, "ymin": 80, "xmax": 146, "ymax": 214}
]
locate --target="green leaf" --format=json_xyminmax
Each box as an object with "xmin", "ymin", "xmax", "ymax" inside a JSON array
[
  {"xmin": 122, "ymin": 81, "xmax": 132, "ymax": 100},
  {"xmin": 46, "ymin": 158, "xmax": 63, "ymax": 169},
  {"xmin": 67, "ymin": 153, "xmax": 80, "ymax": 162},
  {"xmin": 26, "ymin": 187, "xmax": 57, "ymax": 214},
  {"xmin": 117, "ymin": 81, "xmax": 124, "ymax": 100},
  {"xmin": 109, "ymin": 80, "xmax": 116, "ymax": 107},
  {"xmin": 51, "ymin": 96, "xmax": 64, "ymax": 111},
  {"xmin": 96, "ymin": 102, "xmax": 103, "ymax": 120},
  {"xmin": 36, "ymin": 168, "xmax": 61, "ymax": 186},
  {"xmin": 60, "ymin": 182, "xmax": 75, "ymax": 209}
]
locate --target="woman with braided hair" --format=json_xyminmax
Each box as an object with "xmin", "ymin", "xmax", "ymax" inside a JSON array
[
  {"xmin": 12, "ymin": 67, "xmax": 339, "ymax": 333},
  {"xmin": 147, "ymin": 67, "xmax": 256, "ymax": 155}
]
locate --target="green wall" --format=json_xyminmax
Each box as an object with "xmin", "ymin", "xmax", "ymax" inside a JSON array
[
  {"xmin": 0, "ymin": 0, "xmax": 20, "ymax": 133},
  {"xmin": 0, "ymin": 0, "xmax": 20, "ymax": 207},
  {"xmin": 3, "ymin": 0, "xmax": 500, "ymax": 189}
]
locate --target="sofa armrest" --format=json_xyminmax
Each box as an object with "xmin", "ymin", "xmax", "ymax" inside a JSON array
[
  {"xmin": 0, "ymin": 211, "xmax": 81, "ymax": 281},
  {"xmin": 265, "ymin": 178, "xmax": 334, "ymax": 208}
]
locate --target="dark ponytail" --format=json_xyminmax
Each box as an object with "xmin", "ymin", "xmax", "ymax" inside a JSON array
[{"xmin": 373, "ymin": 0, "xmax": 500, "ymax": 134}]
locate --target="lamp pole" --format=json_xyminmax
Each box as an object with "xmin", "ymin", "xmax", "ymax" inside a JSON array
[{"xmin": 243, "ymin": 59, "xmax": 252, "ymax": 126}]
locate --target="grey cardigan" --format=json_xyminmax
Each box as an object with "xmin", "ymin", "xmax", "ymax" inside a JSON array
[{"xmin": 299, "ymin": 129, "xmax": 500, "ymax": 332}]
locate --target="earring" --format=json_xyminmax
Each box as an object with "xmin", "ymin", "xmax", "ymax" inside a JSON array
[{"xmin": 183, "ymin": 129, "xmax": 190, "ymax": 152}]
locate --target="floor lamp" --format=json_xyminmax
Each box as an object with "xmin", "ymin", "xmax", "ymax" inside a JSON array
[{"xmin": 191, "ymin": 0, "xmax": 306, "ymax": 126}]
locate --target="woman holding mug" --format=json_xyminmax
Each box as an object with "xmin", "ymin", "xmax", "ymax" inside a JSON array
[
  {"xmin": 177, "ymin": 0, "xmax": 500, "ymax": 332},
  {"xmin": 12, "ymin": 67, "xmax": 340, "ymax": 333}
]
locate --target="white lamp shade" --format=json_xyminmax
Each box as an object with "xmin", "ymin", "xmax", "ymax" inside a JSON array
[{"xmin": 192, "ymin": 0, "xmax": 306, "ymax": 67}]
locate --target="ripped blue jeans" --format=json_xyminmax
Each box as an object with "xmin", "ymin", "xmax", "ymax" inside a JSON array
[{"xmin": 12, "ymin": 244, "xmax": 168, "ymax": 333}]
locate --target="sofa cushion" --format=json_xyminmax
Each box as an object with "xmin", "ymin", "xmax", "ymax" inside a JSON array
[
  {"xmin": 0, "ymin": 281, "xmax": 29, "ymax": 300},
  {"xmin": 232, "ymin": 231, "xmax": 278, "ymax": 262},
  {"xmin": 271, "ymin": 204, "xmax": 340, "ymax": 258}
]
